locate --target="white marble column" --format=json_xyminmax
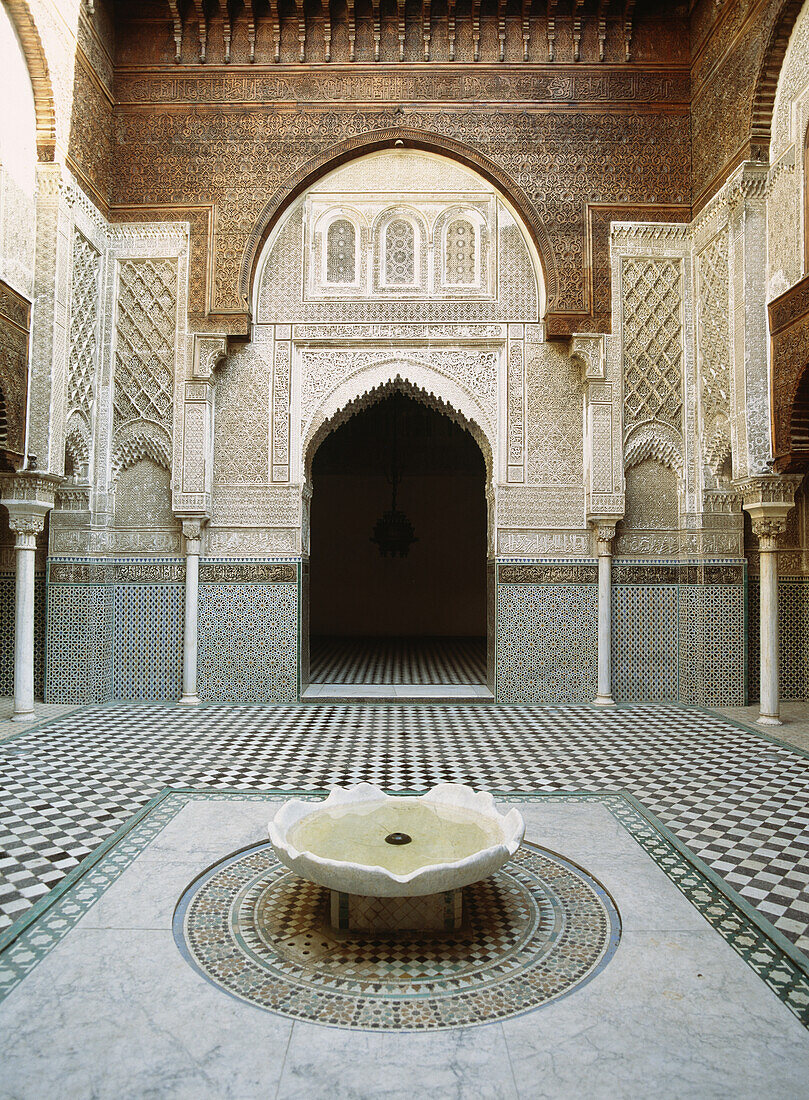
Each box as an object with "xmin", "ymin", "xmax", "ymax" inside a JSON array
[
  {"xmin": 753, "ymin": 519, "xmax": 785, "ymax": 725},
  {"xmin": 7, "ymin": 515, "xmax": 46, "ymax": 721},
  {"xmin": 179, "ymin": 520, "xmax": 204, "ymax": 706},
  {"xmin": 592, "ymin": 522, "xmax": 616, "ymax": 706},
  {"xmin": 740, "ymin": 476, "xmax": 800, "ymax": 727}
]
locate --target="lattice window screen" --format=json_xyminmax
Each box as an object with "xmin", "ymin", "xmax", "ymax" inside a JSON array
[
  {"xmin": 445, "ymin": 219, "xmax": 476, "ymax": 285},
  {"xmin": 385, "ymin": 220, "xmax": 415, "ymax": 284},
  {"xmin": 326, "ymin": 219, "xmax": 356, "ymax": 283}
]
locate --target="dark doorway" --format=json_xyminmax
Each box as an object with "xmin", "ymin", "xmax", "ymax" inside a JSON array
[{"xmin": 308, "ymin": 392, "xmax": 487, "ymax": 687}]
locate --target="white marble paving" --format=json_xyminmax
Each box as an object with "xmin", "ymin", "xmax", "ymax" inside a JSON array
[
  {"xmin": 0, "ymin": 796, "xmax": 807, "ymax": 1099},
  {"xmin": 302, "ymin": 685, "xmax": 494, "ymax": 701}
]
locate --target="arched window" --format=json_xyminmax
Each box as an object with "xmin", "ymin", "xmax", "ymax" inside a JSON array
[
  {"xmin": 445, "ymin": 218, "xmax": 477, "ymax": 285},
  {"xmin": 384, "ymin": 219, "xmax": 415, "ymax": 285},
  {"xmin": 326, "ymin": 218, "xmax": 356, "ymax": 284}
]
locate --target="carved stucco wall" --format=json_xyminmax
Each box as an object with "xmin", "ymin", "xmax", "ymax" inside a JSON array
[
  {"xmin": 205, "ymin": 149, "xmax": 603, "ymax": 559},
  {"xmin": 768, "ymin": 0, "xmax": 809, "ymax": 301}
]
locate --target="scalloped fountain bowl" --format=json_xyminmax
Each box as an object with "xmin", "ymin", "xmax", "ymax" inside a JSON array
[{"xmin": 268, "ymin": 782, "xmax": 525, "ymax": 899}]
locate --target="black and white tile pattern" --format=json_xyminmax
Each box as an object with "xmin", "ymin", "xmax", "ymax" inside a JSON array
[
  {"xmin": 309, "ymin": 636, "xmax": 487, "ymax": 684},
  {"xmin": 1, "ymin": 703, "xmax": 808, "ymax": 955}
]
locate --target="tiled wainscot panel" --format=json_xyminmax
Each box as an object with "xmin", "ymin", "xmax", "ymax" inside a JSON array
[
  {"xmin": 113, "ymin": 574, "xmax": 184, "ymax": 701},
  {"xmin": 678, "ymin": 582, "xmax": 744, "ymax": 707},
  {"xmin": 46, "ymin": 563, "xmax": 114, "ymax": 703},
  {"xmin": 748, "ymin": 576, "xmax": 809, "ymax": 703},
  {"xmin": 0, "ymin": 572, "xmax": 46, "ymax": 700},
  {"xmin": 611, "ymin": 585, "xmax": 679, "ymax": 702},
  {"xmin": 496, "ymin": 563, "xmax": 598, "ymax": 704},
  {"xmin": 197, "ymin": 561, "xmax": 300, "ymax": 704}
]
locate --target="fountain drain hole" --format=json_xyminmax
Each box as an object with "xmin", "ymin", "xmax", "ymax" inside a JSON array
[{"xmin": 385, "ymin": 832, "xmax": 412, "ymax": 845}]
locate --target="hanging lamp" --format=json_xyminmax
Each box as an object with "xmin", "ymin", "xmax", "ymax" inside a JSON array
[{"xmin": 371, "ymin": 394, "xmax": 418, "ymax": 557}]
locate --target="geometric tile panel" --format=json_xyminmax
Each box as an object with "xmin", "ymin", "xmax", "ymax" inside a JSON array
[
  {"xmin": 779, "ymin": 579, "xmax": 809, "ymax": 701},
  {"xmin": 748, "ymin": 577, "xmax": 809, "ymax": 703},
  {"xmin": 496, "ymin": 584, "xmax": 598, "ymax": 703},
  {"xmin": 678, "ymin": 584, "xmax": 745, "ymax": 707},
  {"xmin": 0, "ymin": 573, "xmax": 46, "ymax": 700},
  {"xmin": 611, "ymin": 585, "xmax": 679, "ymax": 702},
  {"xmin": 198, "ymin": 582, "xmax": 298, "ymax": 703},
  {"xmin": 45, "ymin": 582, "xmax": 114, "ymax": 704},
  {"xmin": 112, "ymin": 584, "xmax": 183, "ymax": 701}
]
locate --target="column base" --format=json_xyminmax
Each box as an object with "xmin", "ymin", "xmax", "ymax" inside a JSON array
[
  {"xmin": 757, "ymin": 713, "xmax": 782, "ymax": 726},
  {"xmin": 591, "ymin": 694, "xmax": 616, "ymax": 707},
  {"xmin": 11, "ymin": 710, "xmax": 36, "ymax": 722},
  {"xmin": 178, "ymin": 693, "xmax": 201, "ymax": 707}
]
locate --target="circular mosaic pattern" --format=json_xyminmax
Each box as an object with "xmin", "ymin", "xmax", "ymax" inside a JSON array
[{"xmin": 174, "ymin": 842, "xmax": 620, "ymax": 1031}]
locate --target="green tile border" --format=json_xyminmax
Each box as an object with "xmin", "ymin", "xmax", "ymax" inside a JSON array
[{"xmin": 0, "ymin": 787, "xmax": 807, "ymax": 1029}]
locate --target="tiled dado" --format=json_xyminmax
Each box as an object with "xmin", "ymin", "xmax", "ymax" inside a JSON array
[
  {"xmin": 197, "ymin": 559, "xmax": 299, "ymax": 704},
  {"xmin": 45, "ymin": 558, "xmax": 301, "ymax": 705},
  {"xmin": 496, "ymin": 561, "xmax": 598, "ymax": 704},
  {"xmin": 496, "ymin": 560, "xmax": 745, "ymax": 706},
  {"xmin": 0, "ymin": 572, "xmax": 47, "ymax": 700},
  {"xmin": 748, "ymin": 577, "xmax": 809, "ymax": 703},
  {"xmin": 612, "ymin": 563, "xmax": 745, "ymax": 707}
]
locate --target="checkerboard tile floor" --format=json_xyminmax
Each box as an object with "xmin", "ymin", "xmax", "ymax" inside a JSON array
[
  {"xmin": 1, "ymin": 703, "xmax": 808, "ymax": 956},
  {"xmin": 309, "ymin": 636, "xmax": 487, "ymax": 684}
]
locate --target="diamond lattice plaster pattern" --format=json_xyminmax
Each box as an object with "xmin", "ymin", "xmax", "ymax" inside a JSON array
[
  {"xmin": 269, "ymin": 782, "xmax": 525, "ymax": 896},
  {"xmin": 622, "ymin": 257, "xmax": 684, "ymax": 432}
]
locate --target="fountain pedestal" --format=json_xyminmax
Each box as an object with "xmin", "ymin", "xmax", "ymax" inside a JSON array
[{"xmin": 330, "ymin": 888, "xmax": 463, "ymax": 933}]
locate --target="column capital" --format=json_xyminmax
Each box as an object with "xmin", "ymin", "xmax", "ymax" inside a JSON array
[
  {"xmin": 736, "ymin": 474, "xmax": 802, "ymax": 512},
  {"xmin": 751, "ymin": 516, "xmax": 788, "ymax": 551},
  {"xmin": 589, "ymin": 518, "xmax": 618, "ymax": 556},
  {"xmin": 179, "ymin": 516, "xmax": 208, "ymax": 548}
]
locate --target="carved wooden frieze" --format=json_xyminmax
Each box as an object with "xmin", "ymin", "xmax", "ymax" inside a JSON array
[
  {"xmin": 198, "ymin": 562, "xmax": 297, "ymax": 583},
  {"xmin": 111, "ymin": 87, "xmax": 690, "ymax": 335},
  {"xmin": 0, "ymin": 280, "xmax": 31, "ymax": 471},
  {"xmin": 498, "ymin": 562, "xmax": 598, "ymax": 584},
  {"xmin": 770, "ymin": 273, "xmax": 809, "ymax": 472}
]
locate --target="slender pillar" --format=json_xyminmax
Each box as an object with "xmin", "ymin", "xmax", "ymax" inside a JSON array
[
  {"xmin": 179, "ymin": 519, "xmax": 204, "ymax": 706},
  {"xmin": 740, "ymin": 476, "xmax": 800, "ymax": 726},
  {"xmin": 754, "ymin": 519, "xmax": 785, "ymax": 725},
  {"xmin": 592, "ymin": 522, "xmax": 616, "ymax": 706},
  {"xmin": 10, "ymin": 524, "xmax": 39, "ymax": 720}
]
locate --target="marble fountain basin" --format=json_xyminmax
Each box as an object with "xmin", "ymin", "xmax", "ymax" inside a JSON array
[{"xmin": 268, "ymin": 782, "xmax": 525, "ymax": 898}]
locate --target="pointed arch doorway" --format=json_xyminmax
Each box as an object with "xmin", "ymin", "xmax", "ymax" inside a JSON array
[{"xmin": 303, "ymin": 385, "xmax": 492, "ymax": 700}]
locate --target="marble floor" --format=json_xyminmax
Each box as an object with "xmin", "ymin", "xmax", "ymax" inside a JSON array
[
  {"xmin": 1, "ymin": 700, "xmax": 808, "ymax": 1097},
  {"xmin": 1, "ymin": 794, "xmax": 807, "ymax": 1099},
  {"xmin": 308, "ymin": 636, "xmax": 488, "ymax": 685}
]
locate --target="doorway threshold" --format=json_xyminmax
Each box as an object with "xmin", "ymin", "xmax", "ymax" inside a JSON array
[{"xmin": 301, "ymin": 684, "xmax": 494, "ymax": 703}]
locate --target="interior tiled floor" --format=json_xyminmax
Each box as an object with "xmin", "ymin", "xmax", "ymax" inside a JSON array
[
  {"xmin": 308, "ymin": 636, "xmax": 487, "ymax": 684},
  {"xmin": 1, "ymin": 700, "xmax": 808, "ymax": 961}
]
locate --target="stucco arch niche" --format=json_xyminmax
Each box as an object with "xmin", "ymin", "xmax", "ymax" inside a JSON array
[
  {"xmin": 299, "ymin": 368, "xmax": 496, "ymax": 693},
  {"xmin": 302, "ymin": 364, "xmax": 494, "ymax": 485}
]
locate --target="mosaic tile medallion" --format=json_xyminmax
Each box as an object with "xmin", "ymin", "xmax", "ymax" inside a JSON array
[{"xmin": 174, "ymin": 841, "xmax": 621, "ymax": 1031}]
